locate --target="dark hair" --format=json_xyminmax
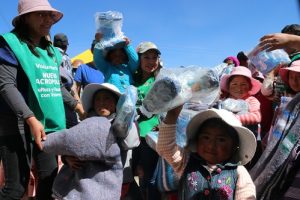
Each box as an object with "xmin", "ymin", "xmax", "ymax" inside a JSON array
[
  {"xmin": 105, "ymin": 48, "xmax": 129, "ymax": 63},
  {"xmin": 237, "ymin": 51, "xmax": 248, "ymax": 62},
  {"xmin": 92, "ymin": 89, "xmax": 119, "ymax": 110},
  {"xmin": 196, "ymin": 118, "xmax": 240, "ymax": 150},
  {"xmin": 281, "ymin": 24, "xmax": 300, "ymax": 36},
  {"xmin": 12, "ymin": 14, "xmax": 53, "ymax": 57},
  {"xmin": 133, "ymin": 53, "xmax": 162, "ymax": 84}
]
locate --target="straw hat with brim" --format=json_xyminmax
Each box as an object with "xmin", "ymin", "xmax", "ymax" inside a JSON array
[
  {"xmin": 279, "ymin": 60, "xmax": 300, "ymax": 85},
  {"xmin": 81, "ymin": 83, "xmax": 121, "ymax": 112},
  {"xmin": 186, "ymin": 108, "xmax": 257, "ymax": 165},
  {"xmin": 220, "ymin": 66, "xmax": 262, "ymax": 95},
  {"xmin": 12, "ymin": 0, "xmax": 63, "ymax": 26}
]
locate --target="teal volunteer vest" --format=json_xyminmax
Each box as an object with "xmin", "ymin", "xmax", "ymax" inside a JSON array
[{"xmin": 2, "ymin": 32, "xmax": 66, "ymax": 132}]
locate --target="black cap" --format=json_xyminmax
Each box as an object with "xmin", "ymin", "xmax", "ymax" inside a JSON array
[
  {"xmin": 53, "ymin": 33, "xmax": 69, "ymax": 47},
  {"xmin": 281, "ymin": 24, "xmax": 300, "ymax": 36}
]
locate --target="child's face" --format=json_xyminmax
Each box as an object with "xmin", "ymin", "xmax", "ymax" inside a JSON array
[
  {"xmin": 93, "ymin": 90, "xmax": 117, "ymax": 117},
  {"xmin": 140, "ymin": 50, "xmax": 160, "ymax": 75},
  {"xmin": 288, "ymin": 71, "xmax": 300, "ymax": 93},
  {"xmin": 197, "ymin": 126, "xmax": 234, "ymax": 165},
  {"xmin": 108, "ymin": 48, "xmax": 127, "ymax": 66},
  {"xmin": 228, "ymin": 75, "xmax": 251, "ymax": 99}
]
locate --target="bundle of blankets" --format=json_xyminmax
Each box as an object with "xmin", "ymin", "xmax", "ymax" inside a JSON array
[{"xmin": 42, "ymin": 117, "xmax": 123, "ymax": 200}]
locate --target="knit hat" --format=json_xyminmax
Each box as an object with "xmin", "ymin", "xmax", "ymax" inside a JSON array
[
  {"xmin": 54, "ymin": 33, "xmax": 69, "ymax": 47},
  {"xmin": 220, "ymin": 66, "xmax": 262, "ymax": 95},
  {"xmin": 136, "ymin": 42, "xmax": 161, "ymax": 55},
  {"xmin": 224, "ymin": 56, "xmax": 240, "ymax": 67},
  {"xmin": 12, "ymin": 0, "xmax": 63, "ymax": 26},
  {"xmin": 186, "ymin": 108, "xmax": 257, "ymax": 165},
  {"xmin": 81, "ymin": 83, "xmax": 121, "ymax": 112},
  {"xmin": 279, "ymin": 60, "xmax": 300, "ymax": 85}
]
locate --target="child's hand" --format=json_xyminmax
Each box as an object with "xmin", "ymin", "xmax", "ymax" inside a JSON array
[
  {"xmin": 124, "ymin": 37, "xmax": 130, "ymax": 45},
  {"xmin": 164, "ymin": 105, "xmax": 183, "ymax": 124},
  {"xmin": 64, "ymin": 156, "xmax": 85, "ymax": 171}
]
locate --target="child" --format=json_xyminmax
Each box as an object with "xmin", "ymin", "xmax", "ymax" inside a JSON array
[
  {"xmin": 279, "ymin": 60, "xmax": 300, "ymax": 95},
  {"xmin": 220, "ymin": 66, "xmax": 262, "ymax": 126},
  {"xmin": 157, "ymin": 107, "xmax": 257, "ymax": 199},
  {"xmin": 93, "ymin": 38, "xmax": 139, "ymax": 92},
  {"xmin": 42, "ymin": 83, "xmax": 139, "ymax": 200}
]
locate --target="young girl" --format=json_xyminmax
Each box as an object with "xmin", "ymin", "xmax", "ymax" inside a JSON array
[
  {"xmin": 220, "ymin": 66, "xmax": 262, "ymax": 126},
  {"xmin": 157, "ymin": 107, "xmax": 257, "ymax": 200},
  {"xmin": 93, "ymin": 38, "xmax": 139, "ymax": 92},
  {"xmin": 132, "ymin": 41, "xmax": 163, "ymax": 200},
  {"xmin": 279, "ymin": 60, "xmax": 300, "ymax": 95},
  {"xmin": 42, "ymin": 83, "xmax": 140, "ymax": 199}
]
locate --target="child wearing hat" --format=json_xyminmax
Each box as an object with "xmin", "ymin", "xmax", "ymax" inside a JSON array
[
  {"xmin": 220, "ymin": 66, "xmax": 262, "ymax": 126},
  {"xmin": 157, "ymin": 106, "xmax": 256, "ymax": 199},
  {"xmin": 42, "ymin": 83, "xmax": 140, "ymax": 200},
  {"xmin": 278, "ymin": 60, "xmax": 300, "ymax": 95}
]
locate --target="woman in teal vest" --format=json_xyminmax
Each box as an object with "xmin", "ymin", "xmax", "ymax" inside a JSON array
[{"xmin": 0, "ymin": 0, "xmax": 65, "ymax": 199}]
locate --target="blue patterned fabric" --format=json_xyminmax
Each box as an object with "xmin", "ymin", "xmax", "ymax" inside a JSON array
[{"xmin": 180, "ymin": 153, "xmax": 238, "ymax": 200}]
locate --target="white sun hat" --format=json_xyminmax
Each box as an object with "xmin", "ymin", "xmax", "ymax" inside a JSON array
[
  {"xmin": 186, "ymin": 108, "xmax": 257, "ymax": 165},
  {"xmin": 81, "ymin": 83, "xmax": 121, "ymax": 112}
]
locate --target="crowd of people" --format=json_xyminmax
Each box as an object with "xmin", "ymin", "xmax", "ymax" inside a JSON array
[{"xmin": 1, "ymin": 0, "xmax": 300, "ymax": 200}]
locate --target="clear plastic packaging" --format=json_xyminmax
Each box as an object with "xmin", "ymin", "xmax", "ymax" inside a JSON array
[
  {"xmin": 220, "ymin": 98, "xmax": 249, "ymax": 114},
  {"xmin": 211, "ymin": 63, "xmax": 234, "ymax": 80},
  {"xmin": 145, "ymin": 108, "xmax": 197, "ymax": 150},
  {"xmin": 248, "ymin": 47, "xmax": 290, "ymax": 74},
  {"xmin": 94, "ymin": 11, "xmax": 126, "ymax": 51},
  {"xmin": 95, "ymin": 11, "xmax": 124, "ymax": 40},
  {"xmin": 140, "ymin": 66, "xmax": 220, "ymax": 115},
  {"xmin": 111, "ymin": 85, "xmax": 138, "ymax": 138}
]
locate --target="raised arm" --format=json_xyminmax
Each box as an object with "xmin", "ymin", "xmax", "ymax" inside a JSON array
[
  {"xmin": 156, "ymin": 105, "xmax": 188, "ymax": 177},
  {"xmin": 124, "ymin": 44, "xmax": 139, "ymax": 73}
]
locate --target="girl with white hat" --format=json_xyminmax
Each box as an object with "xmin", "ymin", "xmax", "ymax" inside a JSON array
[{"xmin": 157, "ymin": 106, "xmax": 257, "ymax": 199}]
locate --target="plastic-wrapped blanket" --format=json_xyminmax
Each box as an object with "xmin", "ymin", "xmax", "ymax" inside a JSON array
[
  {"xmin": 140, "ymin": 66, "xmax": 219, "ymax": 116},
  {"xmin": 248, "ymin": 47, "xmax": 290, "ymax": 75},
  {"xmin": 42, "ymin": 117, "xmax": 123, "ymax": 200},
  {"xmin": 94, "ymin": 11, "xmax": 126, "ymax": 52},
  {"xmin": 220, "ymin": 98, "xmax": 249, "ymax": 115},
  {"xmin": 111, "ymin": 85, "xmax": 137, "ymax": 139}
]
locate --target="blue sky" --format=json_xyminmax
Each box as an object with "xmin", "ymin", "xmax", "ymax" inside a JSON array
[{"xmin": 0, "ymin": 0, "xmax": 299, "ymax": 68}]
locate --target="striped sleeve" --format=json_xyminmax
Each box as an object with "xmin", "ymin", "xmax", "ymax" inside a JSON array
[
  {"xmin": 156, "ymin": 122, "xmax": 188, "ymax": 177},
  {"xmin": 236, "ymin": 96, "xmax": 261, "ymax": 125}
]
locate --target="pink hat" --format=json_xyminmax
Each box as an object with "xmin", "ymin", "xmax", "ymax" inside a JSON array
[
  {"xmin": 220, "ymin": 66, "xmax": 262, "ymax": 95},
  {"xmin": 12, "ymin": 0, "xmax": 63, "ymax": 26},
  {"xmin": 224, "ymin": 56, "xmax": 240, "ymax": 67},
  {"xmin": 279, "ymin": 60, "xmax": 300, "ymax": 85}
]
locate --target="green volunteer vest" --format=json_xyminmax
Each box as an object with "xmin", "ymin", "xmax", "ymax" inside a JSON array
[{"xmin": 2, "ymin": 32, "xmax": 66, "ymax": 132}]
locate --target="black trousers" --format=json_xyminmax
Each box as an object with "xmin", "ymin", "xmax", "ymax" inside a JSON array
[{"xmin": 0, "ymin": 135, "xmax": 30, "ymax": 200}]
